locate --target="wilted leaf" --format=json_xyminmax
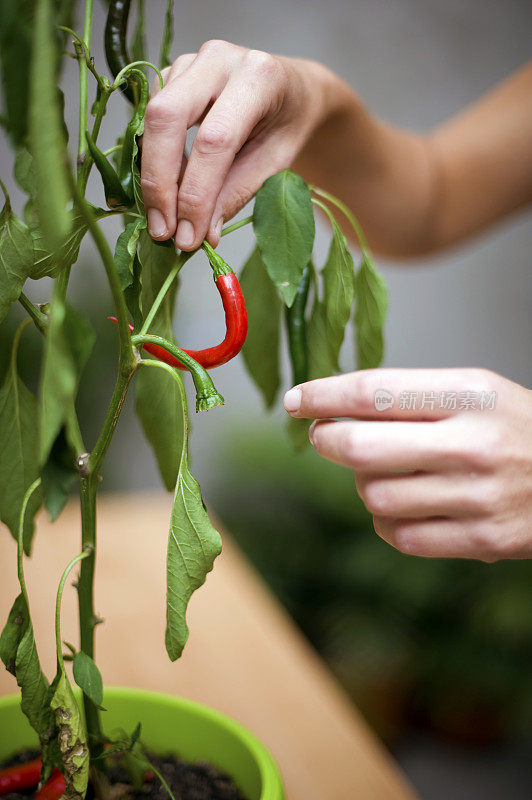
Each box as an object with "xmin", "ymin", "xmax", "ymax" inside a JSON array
[{"xmin": 48, "ymin": 670, "xmax": 89, "ymax": 799}]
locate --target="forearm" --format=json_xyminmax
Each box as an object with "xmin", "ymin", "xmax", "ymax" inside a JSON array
[{"xmin": 293, "ymin": 61, "xmax": 532, "ymax": 257}]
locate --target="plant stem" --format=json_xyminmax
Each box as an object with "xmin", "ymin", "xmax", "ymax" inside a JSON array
[
  {"xmin": 87, "ymin": 366, "xmax": 135, "ymax": 476},
  {"xmin": 17, "ymin": 480, "xmax": 42, "ymax": 600},
  {"xmin": 77, "ymin": 0, "xmax": 94, "ymax": 162},
  {"xmin": 77, "ymin": 474, "xmax": 104, "ymax": 758},
  {"xmin": 220, "ymin": 215, "xmax": 253, "ymax": 236},
  {"xmin": 310, "ymin": 186, "xmax": 370, "ymax": 253},
  {"xmin": 18, "ymin": 293, "xmax": 47, "ymax": 333},
  {"xmin": 139, "ymin": 250, "xmax": 193, "ymax": 336},
  {"xmin": 56, "ymin": 549, "xmax": 91, "ymax": 668}
]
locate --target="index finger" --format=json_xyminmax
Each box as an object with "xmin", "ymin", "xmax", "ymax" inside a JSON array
[{"xmin": 283, "ymin": 368, "xmax": 500, "ymax": 420}]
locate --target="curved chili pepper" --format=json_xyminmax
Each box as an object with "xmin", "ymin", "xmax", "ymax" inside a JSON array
[
  {"xmin": 110, "ymin": 245, "xmax": 248, "ymax": 372},
  {"xmin": 105, "ymin": 0, "xmax": 138, "ymax": 105},
  {"xmin": 286, "ymin": 263, "xmax": 311, "ymax": 385},
  {"xmin": 0, "ymin": 758, "xmax": 42, "ymax": 796},
  {"xmin": 85, "ymin": 132, "xmax": 133, "ymax": 211},
  {"xmin": 35, "ymin": 770, "xmax": 65, "ymax": 800}
]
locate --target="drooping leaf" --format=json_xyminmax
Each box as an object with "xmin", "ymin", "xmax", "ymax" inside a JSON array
[
  {"xmin": 0, "ymin": 181, "xmax": 36, "ymax": 322},
  {"xmin": 41, "ymin": 427, "xmax": 77, "ymax": 522},
  {"xmin": 48, "ymin": 670, "xmax": 89, "ymax": 799},
  {"xmin": 114, "ymin": 218, "xmax": 145, "ymax": 291},
  {"xmin": 253, "ymin": 169, "xmax": 315, "ymax": 306},
  {"xmin": 354, "ymin": 252, "xmax": 388, "ymax": 370},
  {"xmin": 321, "ymin": 219, "xmax": 355, "ymax": 370},
  {"xmin": 0, "ymin": 1, "xmax": 36, "ymax": 145},
  {"xmin": 136, "ymin": 359, "xmax": 182, "ymax": 491},
  {"xmin": 73, "ymin": 651, "xmax": 104, "ymax": 708},
  {"xmin": 159, "ymin": 0, "xmax": 174, "ymax": 68},
  {"xmin": 124, "ymin": 253, "xmax": 143, "ymax": 329},
  {"xmin": 29, "ymin": 0, "xmax": 70, "ymax": 252},
  {"xmin": 0, "ymin": 324, "xmax": 41, "ymax": 554},
  {"xmin": 307, "ymin": 296, "xmax": 337, "ymax": 381},
  {"xmin": 240, "ymin": 247, "xmax": 282, "ymax": 408},
  {"xmin": 39, "ymin": 295, "xmax": 95, "ymax": 465},
  {"xmin": 0, "ymin": 593, "xmax": 52, "ymax": 738},
  {"xmin": 30, "ymin": 210, "xmax": 91, "ymax": 280},
  {"xmin": 164, "ymin": 369, "xmax": 222, "ymax": 661}
]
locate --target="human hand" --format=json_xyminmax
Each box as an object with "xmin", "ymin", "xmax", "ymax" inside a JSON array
[
  {"xmin": 284, "ymin": 368, "xmax": 532, "ymax": 561},
  {"xmin": 141, "ymin": 40, "xmax": 339, "ymax": 250}
]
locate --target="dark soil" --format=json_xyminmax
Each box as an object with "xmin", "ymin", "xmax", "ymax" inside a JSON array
[{"xmin": 1, "ymin": 751, "xmax": 249, "ymax": 800}]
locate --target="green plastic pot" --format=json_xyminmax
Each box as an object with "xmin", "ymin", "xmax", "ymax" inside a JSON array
[{"xmin": 0, "ymin": 687, "xmax": 285, "ymax": 800}]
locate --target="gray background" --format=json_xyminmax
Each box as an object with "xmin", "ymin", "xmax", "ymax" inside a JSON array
[{"xmin": 1, "ymin": 0, "xmax": 530, "ymax": 494}]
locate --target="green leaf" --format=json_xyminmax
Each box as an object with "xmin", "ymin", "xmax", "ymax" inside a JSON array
[
  {"xmin": 307, "ymin": 297, "xmax": 337, "ymax": 381},
  {"xmin": 124, "ymin": 253, "xmax": 143, "ymax": 329},
  {"xmin": 321, "ymin": 219, "xmax": 355, "ymax": 370},
  {"xmin": 0, "ymin": 324, "xmax": 41, "ymax": 555},
  {"xmin": 29, "ymin": 0, "xmax": 70, "ymax": 252},
  {"xmin": 41, "ymin": 427, "xmax": 77, "ymax": 522},
  {"xmin": 136, "ymin": 360, "xmax": 182, "ymax": 491},
  {"xmin": 0, "ymin": 182, "xmax": 36, "ymax": 322},
  {"xmin": 253, "ymin": 169, "xmax": 315, "ymax": 306},
  {"xmin": 159, "ymin": 0, "xmax": 174, "ymax": 68},
  {"xmin": 0, "ymin": 1, "xmax": 35, "ymax": 145},
  {"xmin": 39, "ymin": 296, "xmax": 95, "ymax": 465},
  {"xmin": 73, "ymin": 651, "xmax": 104, "ymax": 708},
  {"xmin": 114, "ymin": 219, "xmax": 145, "ymax": 291},
  {"xmin": 0, "ymin": 593, "xmax": 52, "ymax": 738},
  {"xmin": 30, "ymin": 210, "xmax": 90, "ymax": 280},
  {"xmin": 240, "ymin": 247, "xmax": 282, "ymax": 408},
  {"xmin": 164, "ymin": 369, "xmax": 222, "ymax": 661},
  {"xmin": 354, "ymin": 252, "xmax": 388, "ymax": 370},
  {"xmin": 48, "ymin": 670, "xmax": 89, "ymax": 799}
]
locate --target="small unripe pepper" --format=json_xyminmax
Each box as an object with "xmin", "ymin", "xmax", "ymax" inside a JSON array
[{"xmin": 286, "ymin": 263, "xmax": 311, "ymax": 385}]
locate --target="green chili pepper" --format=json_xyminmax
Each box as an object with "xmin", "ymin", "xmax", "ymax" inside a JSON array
[
  {"xmin": 105, "ymin": 0, "xmax": 139, "ymax": 105},
  {"xmin": 131, "ymin": 333, "xmax": 225, "ymax": 412},
  {"xmin": 286, "ymin": 263, "xmax": 311, "ymax": 385},
  {"xmin": 85, "ymin": 131, "xmax": 133, "ymax": 211},
  {"xmin": 118, "ymin": 69, "xmax": 150, "ymax": 199}
]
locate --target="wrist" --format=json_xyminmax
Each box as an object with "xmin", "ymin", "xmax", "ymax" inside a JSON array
[{"xmin": 286, "ymin": 57, "xmax": 358, "ymax": 132}]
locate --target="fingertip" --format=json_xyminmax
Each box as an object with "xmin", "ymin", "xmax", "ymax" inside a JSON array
[
  {"xmin": 283, "ymin": 387, "xmax": 302, "ymax": 414},
  {"xmin": 147, "ymin": 208, "xmax": 170, "ymax": 240}
]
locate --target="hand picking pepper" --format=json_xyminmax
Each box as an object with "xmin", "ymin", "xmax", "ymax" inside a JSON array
[
  {"xmin": 34, "ymin": 770, "xmax": 65, "ymax": 800},
  {"xmin": 0, "ymin": 758, "xmax": 42, "ymax": 796}
]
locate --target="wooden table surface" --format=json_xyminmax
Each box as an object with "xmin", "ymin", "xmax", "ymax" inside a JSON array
[{"xmin": 0, "ymin": 492, "xmax": 418, "ymax": 800}]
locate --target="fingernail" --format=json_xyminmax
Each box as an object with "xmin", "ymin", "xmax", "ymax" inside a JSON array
[
  {"xmin": 147, "ymin": 208, "xmax": 167, "ymax": 239},
  {"xmin": 176, "ymin": 219, "xmax": 195, "ymax": 248},
  {"xmin": 309, "ymin": 420, "xmax": 316, "ymax": 445},
  {"xmin": 283, "ymin": 387, "xmax": 302, "ymax": 413}
]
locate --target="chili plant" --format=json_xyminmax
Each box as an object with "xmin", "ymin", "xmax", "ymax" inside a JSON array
[{"xmin": 0, "ymin": 0, "xmax": 387, "ymax": 797}]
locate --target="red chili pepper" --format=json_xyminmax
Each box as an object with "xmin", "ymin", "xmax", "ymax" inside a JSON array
[
  {"xmin": 110, "ymin": 266, "xmax": 248, "ymax": 371},
  {"xmin": 0, "ymin": 758, "xmax": 42, "ymax": 796},
  {"xmin": 35, "ymin": 769, "xmax": 65, "ymax": 800}
]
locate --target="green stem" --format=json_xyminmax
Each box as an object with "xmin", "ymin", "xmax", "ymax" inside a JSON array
[
  {"xmin": 78, "ymin": 88, "xmax": 112, "ymax": 195},
  {"xmin": 17, "ymin": 479, "xmax": 42, "ymax": 600},
  {"xmin": 87, "ymin": 366, "xmax": 135, "ymax": 475},
  {"xmin": 77, "ymin": 0, "xmax": 94, "ymax": 162},
  {"xmin": 111, "ymin": 60, "xmax": 163, "ymax": 91},
  {"xmin": 139, "ymin": 251, "xmax": 193, "ymax": 336},
  {"xmin": 133, "ymin": 335, "xmax": 224, "ymax": 412},
  {"xmin": 220, "ymin": 215, "xmax": 253, "ymax": 237},
  {"xmin": 77, "ymin": 474, "xmax": 104, "ymax": 758},
  {"xmin": 310, "ymin": 186, "xmax": 370, "ymax": 253},
  {"xmin": 18, "ymin": 293, "xmax": 47, "ymax": 333},
  {"xmin": 69, "ymin": 175, "xmax": 134, "ymax": 369},
  {"xmin": 56, "ymin": 549, "xmax": 91, "ymax": 668}
]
